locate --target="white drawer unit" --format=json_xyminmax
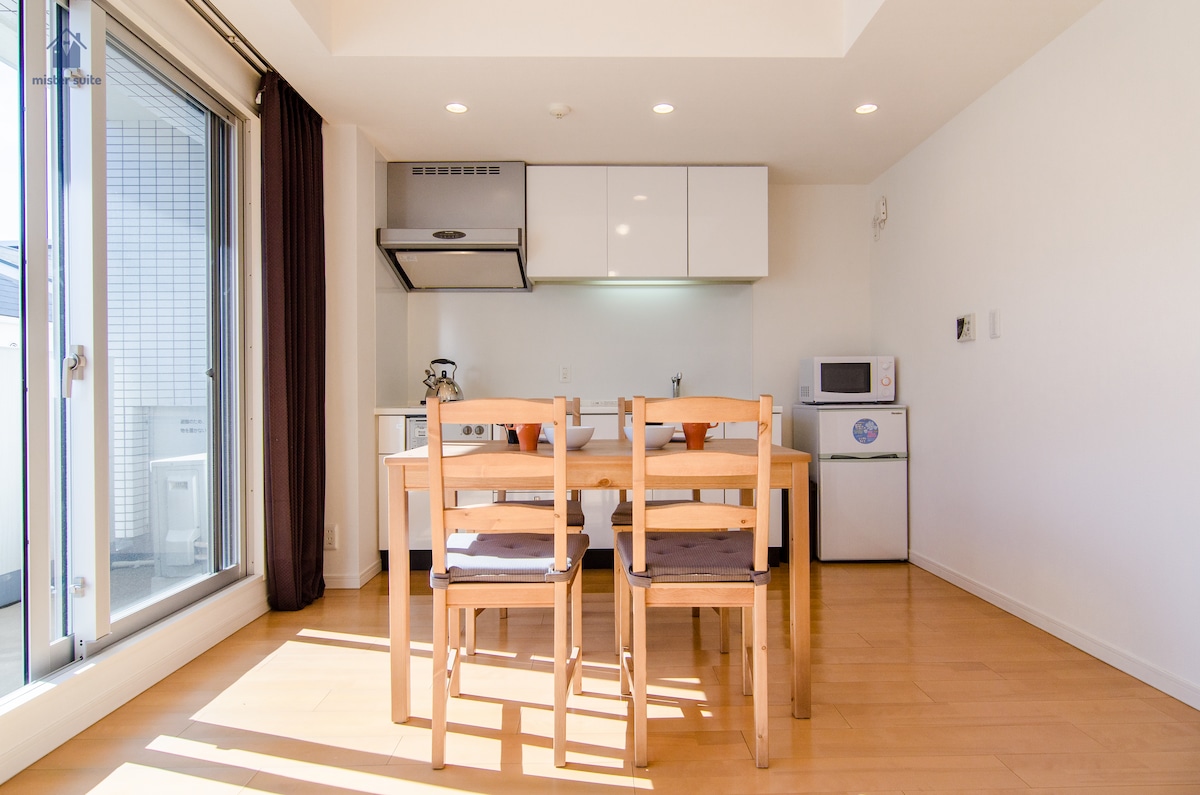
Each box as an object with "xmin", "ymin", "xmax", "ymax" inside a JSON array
[{"xmin": 377, "ymin": 410, "xmax": 494, "ymax": 556}]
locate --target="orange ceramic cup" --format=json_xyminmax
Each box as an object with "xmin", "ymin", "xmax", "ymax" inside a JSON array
[
  {"xmin": 513, "ymin": 423, "xmax": 541, "ymax": 451},
  {"xmin": 682, "ymin": 422, "xmax": 718, "ymax": 450}
]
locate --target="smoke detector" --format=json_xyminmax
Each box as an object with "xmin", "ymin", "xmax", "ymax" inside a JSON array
[{"xmin": 548, "ymin": 103, "xmax": 571, "ymax": 120}]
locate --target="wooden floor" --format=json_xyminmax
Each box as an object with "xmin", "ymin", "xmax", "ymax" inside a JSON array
[{"xmin": 3, "ymin": 562, "xmax": 1199, "ymax": 793}]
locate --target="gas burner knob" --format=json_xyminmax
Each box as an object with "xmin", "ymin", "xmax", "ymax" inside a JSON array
[
  {"xmin": 474, "ymin": 425, "xmax": 486, "ymax": 436},
  {"xmin": 462, "ymin": 425, "xmax": 473, "ymax": 435}
]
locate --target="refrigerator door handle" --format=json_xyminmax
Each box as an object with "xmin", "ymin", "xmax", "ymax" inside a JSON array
[{"xmin": 826, "ymin": 453, "xmax": 905, "ymax": 460}]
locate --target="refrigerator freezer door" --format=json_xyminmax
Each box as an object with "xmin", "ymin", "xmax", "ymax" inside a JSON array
[
  {"xmin": 818, "ymin": 407, "xmax": 907, "ymax": 456},
  {"xmin": 818, "ymin": 458, "xmax": 908, "ymax": 561}
]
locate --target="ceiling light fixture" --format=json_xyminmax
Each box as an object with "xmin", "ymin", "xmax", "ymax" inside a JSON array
[
  {"xmin": 652, "ymin": 103, "xmax": 675, "ymax": 114},
  {"xmin": 548, "ymin": 103, "xmax": 572, "ymax": 120},
  {"xmin": 445, "ymin": 103, "xmax": 469, "ymax": 114},
  {"xmin": 855, "ymin": 103, "xmax": 878, "ymax": 115}
]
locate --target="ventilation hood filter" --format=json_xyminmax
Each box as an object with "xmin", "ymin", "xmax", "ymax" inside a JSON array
[{"xmin": 378, "ymin": 161, "xmax": 529, "ymax": 292}]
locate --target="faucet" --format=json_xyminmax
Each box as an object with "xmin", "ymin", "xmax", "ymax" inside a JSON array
[{"xmin": 671, "ymin": 372, "xmax": 682, "ymax": 398}]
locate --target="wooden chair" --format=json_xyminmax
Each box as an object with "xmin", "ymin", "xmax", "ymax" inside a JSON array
[
  {"xmin": 428, "ymin": 396, "xmax": 588, "ymax": 769},
  {"xmin": 470, "ymin": 397, "xmax": 584, "ymax": 653},
  {"xmin": 615, "ymin": 395, "xmax": 773, "ymax": 768},
  {"xmin": 611, "ymin": 397, "xmax": 730, "ymax": 654}
]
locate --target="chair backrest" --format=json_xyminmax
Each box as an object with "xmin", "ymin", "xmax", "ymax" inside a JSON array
[
  {"xmin": 628, "ymin": 395, "xmax": 773, "ymax": 573},
  {"xmin": 428, "ymin": 397, "xmax": 570, "ymax": 573},
  {"xmin": 568, "ymin": 397, "xmax": 581, "ymax": 427},
  {"xmin": 616, "ymin": 397, "xmax": 631, "ymax": 440}
]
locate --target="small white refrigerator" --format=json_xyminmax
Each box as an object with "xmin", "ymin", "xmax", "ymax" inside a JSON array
[{"xmin": 792, "ymin": 404, "xmax": 908, "ymax": 561}]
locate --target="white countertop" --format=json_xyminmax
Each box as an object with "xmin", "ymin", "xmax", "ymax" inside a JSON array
[
  {"xmin": 375, "ymin": 405, "xmax": 430, "ymax": 416},
  {"xmin": 378, "ymin": 400, "xmax": 782, "ymax": 416}
]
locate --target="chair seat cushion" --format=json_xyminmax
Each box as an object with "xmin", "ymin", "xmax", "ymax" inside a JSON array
[
  {"xmin": 431, "ymin": 532, "xmax": 590, "ymax": 589},
  {"xmin": 503, "ymin": 498, "xmax": 585, "ymax": 527},
  {"xmin": 610, "ymin": 499, "xmax": 694, "ymax": 526},
  {"xmin": 615, "ymin": 531, "xmax": 770, "ymax": 589}
]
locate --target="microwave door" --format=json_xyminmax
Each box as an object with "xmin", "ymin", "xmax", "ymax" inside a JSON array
[{"xmin": 821, "ymin": 361, "xmax": 872, "ymax": 397}]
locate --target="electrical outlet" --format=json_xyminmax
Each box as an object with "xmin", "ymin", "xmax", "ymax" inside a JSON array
[
  {"xmin": 956, "ymin": 313, "xmax": 976, "ymax": 342},
  {"xmin": 324, "ymin": 524, "xmax": 338, "ymax": 551},
  {"xmin": 558, "ymin": 365, "xmax": 571, "ymax": 383}
]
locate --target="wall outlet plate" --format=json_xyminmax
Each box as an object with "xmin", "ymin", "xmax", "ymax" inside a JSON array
[
  {"xmin": 956, "ymin": 313, "xmax": 976, "ymax": 342},
  {"xmin": 324, "ymin": 524, "xmax": 338, "ymax": 550}
]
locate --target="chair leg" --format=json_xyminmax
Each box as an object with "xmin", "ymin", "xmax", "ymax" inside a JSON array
[
  {"xmin": 632, "ymin": 587, "xmax": 648, "ymax": 768},
  {"xmin": 449, "ymin": 608, "xmax": 462, "ymax": 697},
  {"xmin": 719, "ymin": 607, "xmax": 731, "ymax": 654},
  {"xmin": 616, "ymin": 552, "xmax": 631, "ymax": 695},
  {"xmin": 466, "ymin": 607, "xmax": 481, "ymax": 656},
  {"xmin": 753, "ymin": 586, "xmax": 769, "ymax": 768},
  {"xmin": 571, "ymin": 567, "xmax": 584, "ymax": 696},
  {"xmin": 741, "ymin": 606, "xmax": 752, "ymax": 695},
  {"xmin": 692, "ymin": 606, "xmax": 700, "ymax": 618},
  {"xmin": 432, "ymin": 589, "xmax": 449, "ymax": 770},
  {"xmin": 613, "ymin": 550, "xmax": 622, "ymax": 660},
  {"xmin": 554, "ymin": 580, "xmax": 569, "ymax": 768},
  {"xmin": 499, "ymin": 607, "xmax": 508, "ymax": 619}
]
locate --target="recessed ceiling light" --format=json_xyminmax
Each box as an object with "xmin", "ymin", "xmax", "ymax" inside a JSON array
[
  {"xmin": 445, "ymin": 103, "xmax": 469, "ymax": 114},
  {"xmin": 855, "ymin": 103, "xmax": 878, "ymax": 115},
  {"xmin": 652, "ymin": 103, "xmax": 675, "ymax": 114}
]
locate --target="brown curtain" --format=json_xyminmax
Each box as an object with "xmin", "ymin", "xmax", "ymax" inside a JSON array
[{"xmin": 260, "ymin": 72, "xmax": 326, "ymax": 610}]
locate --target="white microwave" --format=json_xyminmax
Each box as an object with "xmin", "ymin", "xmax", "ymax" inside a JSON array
[{"xmin": 799, "ymin": 356, "xmax": 896, "ymax": 403}]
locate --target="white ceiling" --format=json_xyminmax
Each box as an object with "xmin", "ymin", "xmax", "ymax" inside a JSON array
[{"xmin": 211, "ymin": 0, "xmax": 1102, "ymax": 184}]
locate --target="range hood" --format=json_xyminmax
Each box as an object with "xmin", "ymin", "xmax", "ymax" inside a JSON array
[{"xmin": 377, "ymin": 161, "xmax": 529, "ymax": 291}]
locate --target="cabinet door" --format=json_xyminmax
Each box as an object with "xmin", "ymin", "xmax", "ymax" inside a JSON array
[
  {"xmin": 607, "ymin": 167, "xmax": 687, "ymax": 278},
  {"xmin": 526, "ymin": 166, "xmax": 608, "ymax": 279},
  {"xmin": 687, "ymin": 166, "xmax": 768, "ymax": 279}
]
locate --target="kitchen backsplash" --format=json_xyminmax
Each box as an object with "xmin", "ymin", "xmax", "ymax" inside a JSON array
[{"xmin": 380, "ymin": 282, "xmax": 754, "ymax": 404}]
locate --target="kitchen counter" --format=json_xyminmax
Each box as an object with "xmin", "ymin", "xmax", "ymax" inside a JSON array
[
  {"xmin": 375, "ymin": 405, "xmax": 430, "ymax": 416},
  {"xmin": 377, "ymin": 400, "xmax": 782, "ymax": 416}
]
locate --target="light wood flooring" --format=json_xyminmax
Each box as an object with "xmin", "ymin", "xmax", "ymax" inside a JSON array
[{"xmin": 3, "ymin": 562, "xmax": 1199, "ymax": 793}]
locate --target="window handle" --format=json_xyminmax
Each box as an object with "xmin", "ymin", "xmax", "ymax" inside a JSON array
[{"xmin": 62, "ymin": 345, "xmax": 87, "ymax": 398}]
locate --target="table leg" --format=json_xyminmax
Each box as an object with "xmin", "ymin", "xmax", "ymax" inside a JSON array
[
  {"xmin": 388, "ymin": 463, "xmax": 411, "ymax": 723},
  {"xmin": 790, "ymin": 461, "xmax": 812, "ymax": 719}
]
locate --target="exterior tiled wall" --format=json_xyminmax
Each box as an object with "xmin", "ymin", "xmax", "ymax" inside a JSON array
[{"xmin": 106, "ymin": 118, "xmax": 208, "ymax": 541}]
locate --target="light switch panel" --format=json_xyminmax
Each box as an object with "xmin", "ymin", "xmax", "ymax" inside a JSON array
[{"xmin": 956, "ymin": 313, "xmax": 976, "ymax": 342}]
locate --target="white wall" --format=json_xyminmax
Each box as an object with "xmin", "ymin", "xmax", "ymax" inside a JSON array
[
  {"xmin": 869, "ymin": 0, "xmax": 1200, "ymax": 707},
  {"xmin": 753, "ymin": 184, "xmax": 873, "ymax": 444},
  {"xmin": 374, "ymin": 154, "xmax": 408, "ymax": 405},
  {"xmin": 323, "ymin": 124, "xmax": 383, "ymax": 588}
]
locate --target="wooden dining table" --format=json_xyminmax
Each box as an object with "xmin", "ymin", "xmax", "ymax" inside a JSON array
[{"xmin": 385, "ymin": 437, "xmax": 813, "ymax": 722}]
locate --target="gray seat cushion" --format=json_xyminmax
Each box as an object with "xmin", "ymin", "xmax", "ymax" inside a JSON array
[
  {"xmin": 503, "ymin": 498, "xmax": 585, "ymax": 527},
  {"xmin": 610, "ymin": 499, "xmax": 694, "ymax": 526},
  {"xmin": 431, "ymin": 532, "xmax": 590, "ymax": 589},
  {"xmin": 614, "ymin": 531, "xmax": 770, "ymax": 589}
]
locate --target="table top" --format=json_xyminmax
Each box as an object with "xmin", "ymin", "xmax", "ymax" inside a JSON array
[{"xmin": 385, "ymin": 438, "xmax": 810, "ymax": 490}]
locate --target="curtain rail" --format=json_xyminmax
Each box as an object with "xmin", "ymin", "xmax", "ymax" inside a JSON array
[{"xmin": 184, "ymin": 0, "xmax": 272, "ymax": 76}]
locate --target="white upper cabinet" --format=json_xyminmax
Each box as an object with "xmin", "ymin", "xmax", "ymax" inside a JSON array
[
  {"xmin": 606, "ymin": 166, "xmax": 688, "ymax": 279},
  {"xmin": 526, "ymin": 164, "xmax": 767, "ymax": 282},
  {"xmin": 526, "ymin": 166, "xmax": 608, "ymax": 279},
  {"xmin": 687, "ymin": 166, "xmax": 768, "ymax": 279}
]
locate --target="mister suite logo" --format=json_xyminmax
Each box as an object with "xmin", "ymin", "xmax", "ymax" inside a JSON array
[{"xmin": 32, "ymin": 29, "xmax": 102, "ymax": 87}]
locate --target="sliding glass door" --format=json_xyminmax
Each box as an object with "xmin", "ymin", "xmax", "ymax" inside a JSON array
[
  {"xmin": 7, "ymin": 0, "xmax": 245, "ymax": 690},
  {"xmin": 1, "ymin": 0, "xmax": 24, "ymax": 697}
]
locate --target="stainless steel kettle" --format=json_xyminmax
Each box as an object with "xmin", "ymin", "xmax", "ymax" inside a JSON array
[{"xmin": 422, "ymin": 358, "xmax": 464, "ymax": 403}]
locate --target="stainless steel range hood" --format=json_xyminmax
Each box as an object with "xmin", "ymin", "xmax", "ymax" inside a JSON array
[{"xmin": 378, "ymin": 162, "xmax": 529, "ymax": 291}]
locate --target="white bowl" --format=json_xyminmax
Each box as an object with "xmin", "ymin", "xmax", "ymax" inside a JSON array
[
  {"xmin": 626, "ymin": 424, "xmax": 675, "ymax": 449},
  {"xmin": 544, "ymin": 425, "xmax": 595, "ymax": 450}
]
